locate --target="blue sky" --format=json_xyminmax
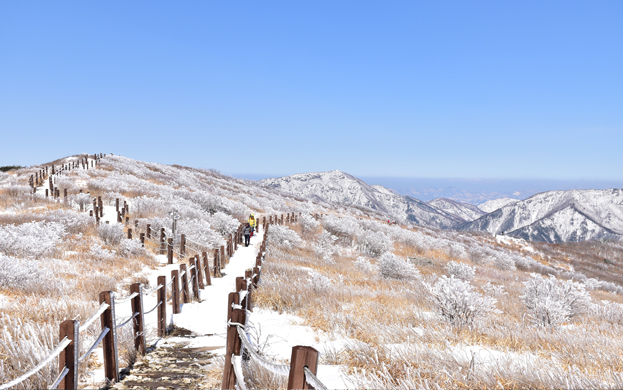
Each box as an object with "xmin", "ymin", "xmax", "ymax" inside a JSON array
[{"xmin": 1, "ymin": 1, "xmax": 622, "ymax": 181}]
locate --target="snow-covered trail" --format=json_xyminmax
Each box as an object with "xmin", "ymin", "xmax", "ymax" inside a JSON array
[{"xmin": 107, "ymin": 229, "xmax": 264, "ymax": 388}]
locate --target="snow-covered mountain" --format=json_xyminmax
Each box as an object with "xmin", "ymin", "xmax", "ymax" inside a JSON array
[
  {"xmin": 459, "ymin": 189, "xmax": 623, "ymax": 243},
  {"xmin": 478, "ymin": 197, "xmax": 519, "ymax": 213},
  {"xmin": 260, "ymin": 171, "xmax": 461, "ymax": 229},
  {"xmin": 428, "ymin": 198, "xmax": 485, "ymax": 222}
]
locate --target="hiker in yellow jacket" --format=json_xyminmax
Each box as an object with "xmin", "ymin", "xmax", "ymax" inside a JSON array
[{"xmin": 248, "ymin": 214, "xmax": 256, "ymax": 236}]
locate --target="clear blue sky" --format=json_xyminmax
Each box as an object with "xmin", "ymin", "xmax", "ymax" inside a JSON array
[{"xmin": 1, "ymin": 1, "xmax": 622, "ymax": 180}]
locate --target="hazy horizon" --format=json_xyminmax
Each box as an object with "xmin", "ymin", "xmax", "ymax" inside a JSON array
[{"xmin": 233, "ymin": 171, "xmax": 623, "ymax": 203}]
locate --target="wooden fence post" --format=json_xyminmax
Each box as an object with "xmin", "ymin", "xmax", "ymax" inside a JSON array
[
  {"xmin": 99, "ymin": 291, "xmax": 119, "ymax": 383},
  {"xmin": 130, "ymin": 283, "xmax": 145, "ymax": 355},
  {"xmin": 203, "ymin": 252, "xmax": 211, "ymax": 286},
  {"xmin": 58, "ymin": 319, "xmax": 78, "ymax": 390},
  {"xmin": 116, "ymin": 198, "xmax": 119, "ymax": 212},
  {"xmin": 180, "ymin": 264, "xmax": 190, "ymax": 304},
  {"xmin": 146, "ymin": 224, "xmax": 151, "ymax": 239},
  {"xmin": 196, "ymin": 254, "xmax": 205, "ymax": 289},
  {"xmin": 190, "ymin": 257, "xmax": 199, "ymax": 300},
  {"xmin": 140, "ymin": 233, "xmax": 145, "ymax": 247},
  {"xmin": 214, "ymin": 249, "xmax": 220, "ymax": 277},
  {"xmin": 220, "ymin": 245, "xmax": 225, "ymax": 269},
  {"xmin": 222, "ymin": 308, "xmax": 246, "ymax": 390},
  {"xmin": 287, "ymin": 346, "xmax": 319, "ymax": 390},
  {"xmin": 180, "ymin": 234, "xmax": 186, "ymax": 258},
  {"xmin": 160, "ymin": 228, "xmax": 165, "ymax": 255},
  {"xmin": 157, "ymin": 276, "xmax": 166, "ymax": 336},
  {"xmin": 171, "ymin": 270, "xmax": 180, "ymax": 314},
  {"xmin": 167, "ymin": 238, "xmax": 173, "ymax": 264},
  {"xmin": 226, "ymin": 292, "xmax": 240, "ymax": 325},
  {"xmin": 253, "ymin": 266, "xmax": 260, "ymax": 287},
  {"xmin": 127, "ymin": 228, "xmax": 132, "ymax": 240}
]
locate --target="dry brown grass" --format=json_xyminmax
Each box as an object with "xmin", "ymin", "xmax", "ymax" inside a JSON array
[{"xmin": 253, "ymin": 224, "xmax": 623, "ymax": 389}]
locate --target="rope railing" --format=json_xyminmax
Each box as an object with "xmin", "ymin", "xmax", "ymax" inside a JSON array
[
  {"xmin": 235, "ymin": 326, "xmax": 291, "ymax": 377},
  {"xmin": 114, "ymin": 292, "xmax": 139, "ymax": 304},
  {"xmin": 143, "ymin": 284, "xmax": 164, "ymax": 295},
  {"xmin": 50, "ymin": 367, "xmax": 70, "ymax": 390},
  {"xmin": 232, "ymin": 355, "xmax": 248, "ymax": 390},
  {"xmin": 0, "ymin": 337, "xmax": 71, "ymax": 390},
  {"xmin": 304, "ymin": 367, "xmax": 329, "ymax": 390},
  {"xmin": 115, "ymin": 312, "xmax": 139, "ymax": 329},
  {"xmin": 144, "ymin": 301, "xmax": 162, "ymax": 315},
  {"xmin": 78, "ymin": 327, "xmax": 110, "ymax": 363},
  {"xmin": 79, "ymin": 303, "xmax": 110, "ymax": 333}
]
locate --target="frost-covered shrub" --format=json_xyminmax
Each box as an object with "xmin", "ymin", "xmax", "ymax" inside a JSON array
[
  {"xmin": 0, "ymin": 255, "xmax": 61, "ymax": 294},
  {"xmin": 97, "ymin": 224, "xmax": 124, "ymax": 246},
  {"xmin": 447, "ymin": 242, "xmax": 468, "ymax": 259},
  {"xmin": 69, "ymin": 192, "xmax": 92, "ymax": 212},
  {"xmin": 89, "ymin": 244, "xmax": 116, "ymax": 262},
  {"xmin": 4, "ymin": 184, "xmax": 31, "ymax": 198},
  {"xmin": 358, "ymin": 231, "xmax": 392, "ymax": 258},
  {"xmin": 209, "ymin": 211, "xmax": 239, "ymax": 236},
  {"xmin": 355, "ymin": 256, "xmax": 374, "ymax": 273},
  {"xmin": 55, "ymin": 176, "xmax": 77, "ymax": 191},
  {"xmin": 593, "ymin": 300, "xmax": 623, "ymax": 325},
  {"xmin": 0, "ymin": 222, "xmax": 65, "ymax": 258},
  {"xmin": 378, "ymin": 252, "xmax": 420, "ymax": 280},
  {"xmin": 321, "ymin": 215, "xmax": 360, "ymax": 245},
  {"xmin": 268, "ymin": 225, "xmax": 302, "ymax": 249},
  {"xmin": 307, "ymin": 271, "xmax": 332, "ymax": 294},
  {"xmin": 314, "ymin": 231, "xmax": 338, "ymax": 262},
  {"xmin": 426, "ymin": 275, "xmax": 501, "ymax": 327},
  {"xmin": 520, "ymin": 274, "xmax": 591, "ymax": 327},
  {"xmin": 482, "ymin": 282, "xmax": 508, "ymax": 298},
  {"xmin": 119, "ymin": 239, "xmax": 145, "ymax": 257},
  {"xmin": 299, "ymin": 214, "xmax": 320, "ymax": 234},
  {"xmin": 491, "ymin": 254, "xmax": 517, "ymax": 271},
  {"xmin": 446, "ymin": 261, "xmax": 475, "ymax": 281},
  {"xmin": 131, "ymin": 196, "xmax": 166, "ymax": 218},
  {"xmin": 45, "ymin": 209, "xmax": 92, "ymax": 234}
]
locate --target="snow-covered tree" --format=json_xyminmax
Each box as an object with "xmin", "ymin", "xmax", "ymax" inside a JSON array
[
  {"xmin": 520, "ymin": 273, "xmax": 591, "ymax": 327},
  {"xmin": 268, "ymin": 225, "xmax": 302, "ymax": 249},
  {"xmin": 97, "ymin": 224, "xmax": 124, "ymax": 246},
  {"xmin": 426, "ymin": 275, "xmax": 500, "ymax": 327},
  {"xmin": 446, "ymin": 261, "xmax": 475, "ymax": 281},
  {"xmin": 378, "ymin": 252, "xmax": 419, "ymax": 280}
]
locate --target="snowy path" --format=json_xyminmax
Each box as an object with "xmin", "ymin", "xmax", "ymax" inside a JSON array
[{"xmin": 109, "ymin": 230, "xmax": 263, "ymax": 389}]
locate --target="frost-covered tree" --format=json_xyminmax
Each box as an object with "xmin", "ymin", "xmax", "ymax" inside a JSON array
[
  {"xmin": 299, "ymin": 213, "xmax": 320, "ymax": 235},
  {"xmin": 378, "ymin": 252, "xmax": 419, "ymax": 280},
  {"xmin": 491, "ymin": 254, "xmax": 517, "ymax": 271},
  {"xmin": 97, "ymin": 224, "xmax": 125, "ymax": 246},
  {"xmin": 89, "ymin": 244, "xmax": 117, "ymax": 262},
  {"xmin": 69, "ymin": 193, "xmax": 92, "ymax": 212},
  {"xmin": 520, "ymin": 274, "xmax": 591, "ymax": 327},
  {"xmin": 314, "ymin": 231, "xmax": 338, "ymax": 262},
  {"xmin": 208, "ymin": 211, "xmax": 239, "ymax": 236},
  {"xmin": 355, "ymin": 256, "xmax": 374, "ymax": 273},
  {"xmin": 0, "ymin": 222, "xmax": 65, "ymax": 258},
  {"xmin": 446, "ymin": 261, "xmax": 475, "ymax": 281},
  {"xmin": 426, "ymin": 275, "xmax": 500, "ymax": 327},
  {"xmin": 267, "ymin": 225, "xmax": 302, "ymax": 249},
  {"xmin": 358, "ymin": 230, "xmax": 392, "ymax": 258}
]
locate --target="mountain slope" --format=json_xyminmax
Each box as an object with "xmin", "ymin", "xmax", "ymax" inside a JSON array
[
  {"xmin": 260, "ymin": 171, "xmax": 460, "ymax": 228},
  {"xmin": 478, "ymin": 197, "xmax": 519, "ymax": 213},
  {"xmin": 428, "ymin": 198, "xmax": 485, "ymax": 222},
  {"xmin": 459, "ymin": 189, "xmax": 623, "ymax": 243}
]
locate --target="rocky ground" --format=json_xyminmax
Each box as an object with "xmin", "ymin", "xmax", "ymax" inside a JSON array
[{"xmin": 111, "ymin": 327, "xmax": 222, "ymax": 390}]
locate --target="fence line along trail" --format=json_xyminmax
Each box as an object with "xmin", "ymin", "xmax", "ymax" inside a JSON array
[{"xmin": 111, "ymin": 230, "xmax": 265, "ymax": 390}]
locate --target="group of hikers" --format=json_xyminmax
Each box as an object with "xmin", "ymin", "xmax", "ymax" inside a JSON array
[{"xmin": 243, "ymin": 213, "xmax": 256, "ymax": 247}]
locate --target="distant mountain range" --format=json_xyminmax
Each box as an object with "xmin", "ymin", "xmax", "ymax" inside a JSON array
[{"xmin": 260, "ymin": 171, "xmax": 623, "ymax": 243}]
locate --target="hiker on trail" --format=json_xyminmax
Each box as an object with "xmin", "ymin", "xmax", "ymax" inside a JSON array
[
  {"xmin": 248, "ymin": 214, "xmax": 256, "ymax": 236},
  {"xmin": 244, "ymin": 223, "xmax": 251, "ymax": 247}
]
